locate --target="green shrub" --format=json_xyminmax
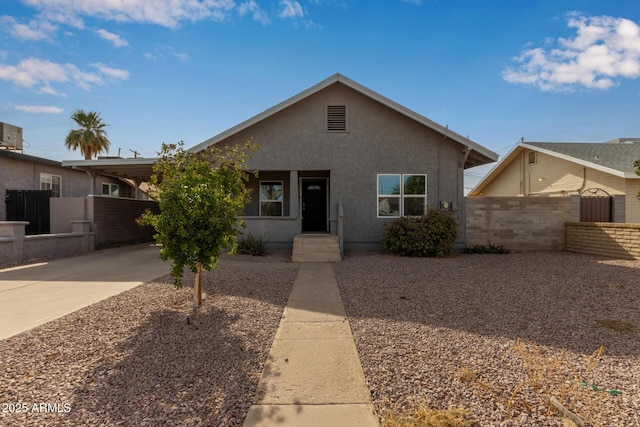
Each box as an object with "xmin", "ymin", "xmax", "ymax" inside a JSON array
[
  {"xmin": 237, "ymin": 233, "xmax": 266, "ymax": 256},
  {"xmin": 381, "ymin": 209, "xmax": 458, "ymax": 257},
  {"xmin": 463, "ymin": 241, "xmax": 510, "ymax": 254}
]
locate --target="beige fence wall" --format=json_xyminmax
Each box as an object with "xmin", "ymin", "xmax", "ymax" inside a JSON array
[
  {"xmin": 565, "ymin": 222, "xmax": 640, "ymax": 259},
  {"xmin": 466, "ymin": 196, "xmax": 577, "ymax": 251}
]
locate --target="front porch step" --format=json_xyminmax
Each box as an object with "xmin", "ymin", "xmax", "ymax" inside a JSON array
[{"xmin": 291, "ymin": 234, "xmax": 342, "ymax": 263}]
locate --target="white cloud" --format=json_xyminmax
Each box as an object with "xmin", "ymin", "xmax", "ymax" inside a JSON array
[
  {"xmin": 95, "ymin": 29, "xmax": 128, "ymax": 47},
  {"xmin": 142, "ymin": 46, "xmax": 189, "ymax": 62},
  {"xmin": 22, "ymin": 0, "xmax": 236, "ymax": 28},
  {"xmin": 0, "ymin": 57, "xmax": 129, "ymax": 93},
  {"xmin": 0, "ymin": 57, "xmax": 68, "ymax": 88},
  {"xmin": 238, "ymin": 0, "xmax": 271, "ymax": 25},
  {"xmin": 91, "ymin": 63, "xmax": 130, "ymax": 80},
  {"xmin": 503, "ymin": 15, "xmax": 640, "ymax": 91},
  {"xmin": 1, "ymin": 15, "xmax": 58, "ymax": 41},
  {"xmin": 15, "ymin": 104, "xmax": 63, "ymax": 114},
  {"xmin": 173, "ymin": 52, "xmax": 190, "ymax": 61},
  {"xmin": 279, "ymin": 0, "xmax": 304, "ymax": 19}
]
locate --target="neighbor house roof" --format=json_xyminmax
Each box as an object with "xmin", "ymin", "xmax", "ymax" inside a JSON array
[
  {"xmin": 0, "ymin": 148, "xmax": 61, "ymax": 167},
  {"xmin": 188, "ymin": 73, "xmax": 498, "ymax": 169},
  {"xmin": 61, "ymin": 157, "xmax": 158, "ymax": 182},
  {"xmin": 469, "ymin": 139, "xmax": 640, "ymax": 196}
]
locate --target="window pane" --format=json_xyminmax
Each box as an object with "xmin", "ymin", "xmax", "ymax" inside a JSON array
[
  {"xmin": 102, "ymin": 184, "xmax": 109, "ymax": 195},
  {"xmin": 378, "ymin": 197, "xmax": 400, "ymax": 217},
  {"xmin": 110, "ymin": 185, "xmax": 119, "ymax": 197},
  {"xmin": 404, "ymin": 175, "xmax": 425, "ymax": 195},
  {"xmin": 378, "ymin": 175, "xmax": 400, "ymax": 195},
  {"xmin": 260, "ymin": 182, "xmax": 283, "ymax": 201},
  {"xmin": 261, "ymin": 202, "xmax": 282, "ymax": 216},
  {"xmin": 404, "ymin": 197, "xmax": 425, "ymax": 216}
]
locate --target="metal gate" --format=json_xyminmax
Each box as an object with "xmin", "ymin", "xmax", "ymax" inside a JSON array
[
  {"xmin": 4, "ymin": 190, "xmax": 52, "ymax": 234},
  {"xmin": 580, "ymin": 188, "xmax": 612, "ymax": 222}
]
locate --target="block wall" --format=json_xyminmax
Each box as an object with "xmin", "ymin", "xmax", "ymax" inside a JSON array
[
  {"xmin": 92, "ymin": 196, "xmax": 159, "ymax": 249},
  {"xmin": 565, "ymin": 222, "xmax": 640, "ymax": 259},
  {"xmin": 466, "ymin": 197, "xmax": 573, "ymax": 250}
]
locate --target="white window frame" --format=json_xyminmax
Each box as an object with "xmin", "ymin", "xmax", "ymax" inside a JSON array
[
  {"xmin": 40, "ymin": 173, "xmax": 61, "ymax": 197},
  {"xmin": 259, "ymin": 180, "xmax": 284, "ymax": 217},
  {"xmin": 102, "ymin": 183, "xmax": 120, "ymax": 197},
  {"xmin": 377, "ymin": 173, "xmax": 427, "ymax": 218}
]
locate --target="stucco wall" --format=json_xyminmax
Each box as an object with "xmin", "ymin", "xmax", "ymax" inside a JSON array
[
  {"xmin": 211, "ymin": 82, "xmax": 468, "ymax": 248},
  {"xmin": 479, "ymin": 150, "xmax": 630, "ymax": 198},
  {"xmin": 90, "ymin": 196, "xmax": 159, "ymax": 249},
  {"xmin": 466, "ymin": 196, "xmax": 576, "ymax": 250},
  {"xmin": 1, "ymin": 154, "xmax": 131, "ymax": 221},
  {"xmin": 624, "ymin": 180, "xmax": 640, "ymax": 222},
  {"xmin": 565, "ymin": 222, "xmax": 640, "ymax": 259}
]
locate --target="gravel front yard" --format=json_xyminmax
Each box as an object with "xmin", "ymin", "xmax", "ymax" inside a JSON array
[
  {"xmin": 1, "ymin": 250, "xmax": 639, "ymax": 426},
  {"xmin": 335, "ymin": 251, "xmax": 640, "ymax": 426},
  {"xmin": 0, "ymin": 255, "xmax": 297, "ymax": 427}
]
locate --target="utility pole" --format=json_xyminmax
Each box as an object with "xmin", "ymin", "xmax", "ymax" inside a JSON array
[{"xmin": 129, "ymin": 149, "xmax": 140, "ymax": 158}]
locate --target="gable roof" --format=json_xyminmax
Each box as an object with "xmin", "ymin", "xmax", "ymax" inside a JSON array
[
  {"xmin": 470, "ymin": 139, "xmax": 640, "ymax": 195},
  {"xmin": 188, "ymin": 73, "xmax": 498, "ymax": 169},
  {"xmin": 526, "ymin": 141, "xmax": 640, "ymax": 176}
]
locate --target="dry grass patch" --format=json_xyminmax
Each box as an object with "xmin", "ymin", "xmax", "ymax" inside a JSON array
[
  {"xmin": 381, "ymin": 404, "xmax": 474, "ymax": 427},
  {"xmin": 458, "ymin": 339, "xmax": 612, "ymax": 426}
]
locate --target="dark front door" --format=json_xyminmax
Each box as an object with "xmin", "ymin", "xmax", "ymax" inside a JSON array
[{"xmin": 301, "ymin": 179, "xmax": 327, "ymax": 232}]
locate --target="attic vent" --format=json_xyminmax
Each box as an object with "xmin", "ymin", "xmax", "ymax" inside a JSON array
[
  {"xmin": 528, "ymin": 151, "xmax": 537, "ymax": 165},
  {"xmin": 327, "ymin": 105, "xmax": 347, "ymax": 131}
]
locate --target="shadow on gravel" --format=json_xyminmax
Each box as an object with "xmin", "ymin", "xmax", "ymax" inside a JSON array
[
  {"xmin": 335, "ymin": 251, "xmax": 640, "ymax": 357},
  {"xmin": 69, "ymin": 306, "xmax": 254, "ymax": 426},
  {"xmin": 64, "ymin": 263, "xmax": 296, "ymax": 426}
]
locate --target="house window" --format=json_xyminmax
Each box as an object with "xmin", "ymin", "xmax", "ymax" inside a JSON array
[
  {"xmin": 528, "ymin": 151, "xmax": 537, "ymax": 165},
  {"xmin": 102, "ymin": 183, "xmax": 120, "ymax": 197},
  {"xmin": 40, "ymin": 173, "xmax": 61, "ymax": 197},
  {"xmin": 260, "ymin": 181, "xmax": 283, "ymax": 216},
  {"xmin": 327, "ymin": 105, "xmax": 347, "ymax": 131},
  {"xmin": 377, "ymin": 174, "xmax": 426, "ymax": 217}
]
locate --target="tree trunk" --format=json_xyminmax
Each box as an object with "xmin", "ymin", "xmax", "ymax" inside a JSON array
[{"xmin": 193, "ymin": 263, "xmax": 202, "ymax": 307}]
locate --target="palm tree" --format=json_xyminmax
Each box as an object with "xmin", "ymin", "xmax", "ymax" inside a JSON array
[{"xmin": 65, "ymin": 110, "xmax": 111, "ymax": 159}]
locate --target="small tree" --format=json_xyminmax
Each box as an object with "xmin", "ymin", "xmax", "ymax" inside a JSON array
[{"xmin": 138, "ymin": 140, "xmax": 257, "ymax": 306}]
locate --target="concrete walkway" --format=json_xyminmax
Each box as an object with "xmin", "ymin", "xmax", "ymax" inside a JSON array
[
  {"xmin": 244, "ymin": 263, "xmax": 379, "ymax": 427},
  {"xmin": 0, "ymin": 244, "xmax": 168, "ymax": 340}
]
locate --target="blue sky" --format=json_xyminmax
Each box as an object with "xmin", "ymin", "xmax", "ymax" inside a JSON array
[{"xmin": 2, "ymin": 0, "xmax": 640, "ymax": 191}]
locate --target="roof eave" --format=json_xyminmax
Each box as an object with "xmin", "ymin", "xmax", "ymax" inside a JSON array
[
  {"xmin": 520, "ymin": 143, "xmax": 628, "ymax": 178},
  {"xmin": 188, "ymin": 73, "xmax": 498, "ymax": 167}
]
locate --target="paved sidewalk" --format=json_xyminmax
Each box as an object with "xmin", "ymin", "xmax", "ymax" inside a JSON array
[
  {"xmin": 244, "ymin": 263, "xmax": 379, "ymax": 427},
  {"xmin": 0, "ymin": 244, "xmax": 168, "ymax": 340}
]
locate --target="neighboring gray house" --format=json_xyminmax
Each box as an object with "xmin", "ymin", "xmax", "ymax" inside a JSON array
[
  {"xmin": 189, "ymin": 74, "xmax": 498, "ymax": 249},
  {"xmin": 1, "ymin": 149, "xmax": 140, "ymax": 234}
]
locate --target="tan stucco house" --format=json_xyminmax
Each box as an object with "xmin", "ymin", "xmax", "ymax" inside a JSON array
[
  {"xmin": 469, "ymin": 138, "xmax": 640, "ymax": 222},
  {"xmin": 189, "ymin": 73, "xmax": 498, "ymax": 249}
]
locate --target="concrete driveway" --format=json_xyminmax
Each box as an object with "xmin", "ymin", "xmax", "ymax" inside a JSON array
[{"xmin": 0, "ymin": 243, "xmax": 169, "ymax": 340}]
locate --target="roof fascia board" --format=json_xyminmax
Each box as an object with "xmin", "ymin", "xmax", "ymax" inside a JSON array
[
  {"xmin": 62, "ymin": 158, "xmax": 158, "ymax": 167},
  {"xmin": 188, "ymin": 74, "xmax": 341, "ymax": 153},
  {"xmin": 335, "ymin": 75, "xmax": 498, "ymax": 161},
  {"xmin": 188, "ymin": 73, "xmax": 498, "ymax": 163},
  {"xmin": 520, "ymin": 143, "xmax": 629, "ymax": 178},
  {"xmin": 468, "ymin": 145, "xmax": 523, "ymax": 195}
]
